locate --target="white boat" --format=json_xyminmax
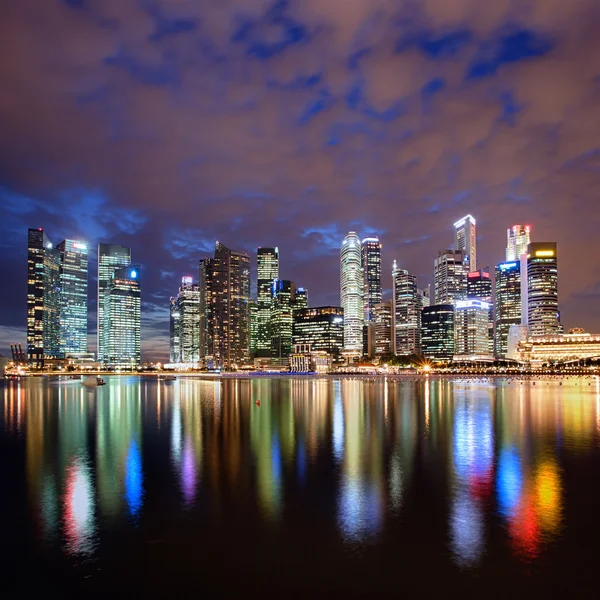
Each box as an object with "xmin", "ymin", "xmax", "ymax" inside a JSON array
[{"xmin": 82, "ymin": 376, "xmax": 106, "ymax": 387}]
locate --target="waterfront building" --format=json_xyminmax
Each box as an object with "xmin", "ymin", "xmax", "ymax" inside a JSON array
[
  {"xmin": 103, "ymin": 266, "xmax": 140, "ymax": 369},
  {"xmin": 421, "ymin": 304, "xmax": 455, "ymax": 361},
  {"xmin": 454, "ymin": 299, "xmax": 493, "ymax": 360},
  {"xmin": 494, "ymin": 261, "xmax": 522, "ymax": 358},
  {"xmin": 434, "ymin": 250, "xmax": 468, "ymax": 304},
  {"xmin": 454, "ymin": 214, "xmax": 477, "ymax": 272},
  {"xmin": 506, "ymin": 224, "xmax": 531, "ymax": 261},
  {"xmin": 418, "ymin": 285, "xmax": 431, "ymax": 310},
  {"xmin": 169, "ymin": 276, "xmax": 200, "ymax": 364},
  {"xmin": 289, "ymin": 343, "xmax": 331, "ymax": 373},
  {"xmin": 256, "ymin": 247, "xmax": 279, "ymax": 358},
  {"xmin": 250, "ymin": 300, "xmax": 258, "ymax": 357},
  {"xmin": 512, "ymin": 329, "xmax": 600, "ymax": 365},
  {"xmin": 340, "ymin": 232, "xmax": 363, "ymax": 353},
  {"xmin": 372, "ymin": 300, "xmax": 392, "ymax": 357},
  {"xmin": 295, "ymin": 287, "xmax": 308, "ymax": 310},
  {"xmin": 97, "ymin": 243, "xmax": 131, "ymax": 362},
  {"xmin": 292, "ymin": 307, "xmax": 344, "ymax": 359},
  {"xmin": 271, "ymin": 279, "xmax": 297, "ymax": 364},
  {"xmin": 467, "ymin": 269, "xmax": 493, "ymax": 355},
  {"xmin": 362, "ymin": 237, "xmax": 382, "ymax": 322},
  {"xmin": 526, "ymin": 242, "xmax": 560, "ymax": 336},
  {"xmin": 392, "ymin": 261, "xmax": 420, "ymax": 355},
  {"xmin": 57, "ymin": 239, "xmax": 88, "ymax": 356},
  {"xmin": 198, "ymin": 257, "xmax": 214, "ymax": 362}
]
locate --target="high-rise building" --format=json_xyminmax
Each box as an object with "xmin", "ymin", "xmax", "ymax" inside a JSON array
[
  {"xmin": 372, "ymin": 300, "xmax": 392, "ymax": 357},
  {"xmin": 103, "ymin": 266, "xmax": 140, "ymax": 368},
  {"xmin": 295, "ymin": 287, "xmax": 308, "ymax": 310},
  {"xmin": 271, "ymin": 279, "xmax": 297, "ymax": 364},
  {"xmin": 250, "ymin": 300, "xmax": 258, "ymax": 358},
  {"xmin": 454, "ymin": 299, "xmax": 492, "ymax": 359},
  {"xmin": 467, "ymin": 269, "xmax": 493, "ymax": 355},
  {"xmin": 98, "ymin": 243, "xmax": 131, "ymax": 362},
  {"xmin": 526, "ymin": 242, "xmax": 560, "ymax": 336},
  {"xmin": 494, "ymin": 261, "xmax": 522, "ymax": 358},
  {"xmin": 454, "ymin": 214, "xmax": 476, "ymax": 272},
  {"xmin": 418, "ymin": 286, "xmax": 430, "ymax": 310},
  {"xmin": 361, "ymin": 237, "xmax": 382, "ymax": 322},
  {"xmin": 199, "ymin": 257, "xmax": 214, "ymax": 361},
  {"xmin": 340, "ymin": 232, "xmax": 363, "ymax": 353},
  {"xmin": 506, "ymin": 225, "xmax": 531, "ymax": 261},
  {"xmin": 392, "ymin": 261, "xmax": 420, "ymax": 356},
  {"xmin": 57, "ymin": 239, "xmax": 88, "ymax": 356},
  {"xmin": 256, "ymin": 247, "xmax": 279, "ymax": 358},
  {"xmin": 434, "ymin": 250, "xmax": 468, "ymax": 304},
  {"xmin": 211, "ymin": 242, "xmax": 251, "ymax": 368},
  {"xmin": 421, "ymin": 304, "xmax": 455, "ymax": 361},
  {"xmin": 27, "ymin": 228, "xmax": 60, "ymax": 365},
  {"xmin": 292, "ymin": 307, "xmax": 344, "ymax": 358},
  {"xmin": 169, "ymin": 276, "xmax": 200, "ymax": 364}
]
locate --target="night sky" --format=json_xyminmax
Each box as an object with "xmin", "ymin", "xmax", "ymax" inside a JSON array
[{"xmin": 2, "ymin": 0, "xmax": 600, "ymax": 361}]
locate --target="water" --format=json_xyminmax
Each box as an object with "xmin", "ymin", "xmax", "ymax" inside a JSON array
[{"xmin": 2, "ymin": 375, "xmax": 600, "ymax": 596}]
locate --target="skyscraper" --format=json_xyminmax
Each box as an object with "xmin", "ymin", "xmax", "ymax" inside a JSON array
[
  {"xmin": 295, "ymin": 288, "xmax": 308, "ymax": 310},
  {"xmin": 467, "ymin": 269, "xmax": 493, "ymax": 354},
  {"xmin": 454, "ymin": 299, "xmax": 492, "ymax": 359},
  {"xmin": 372, "ymin": 300, "xmax": 392, "ymax": 357},
  {"xmin": 421, "ymin": 304, "xmax": 455, "ymax": 361},
  {"xmin": 211, "ymin": 242, "xmax": 251, "ymax": 368},
  {"xmin": 256, "ymin": 247, "xmax": 279, "ymax": 358},
  {"xmin": 199, "ymin": 257, "xmax": 214, "ymax": 361},
  {"xmin": 98, "ymin": 243, "xmax": 131, "ymax": 362},
  {"xmin": 340, "ymin": 232, "xmax": 363, "ymax": 353},
  {"xmin": 169, "ymin": 276, "xmax": 200, "ymax": 364},
  {"xmin": 434, "ymin": 250, "xmax": 468, "ymax": 304},
  {"xmin": 57, "ymin": 239, "xmax": 88, "ymax": 356},
  {"xmin": 27, "ymin": 228, "xmax": 60, "ymax": 365},
  {"xmin": 506, "ymin": 225, "xmax": 531, "ymax": 261},
  {"xmin": 454, "ymin": 214, "xmax": 476, "ymax": 272},
  {"xmin": 103, "ymin": 266, "xmax": 140, "ymax": 368},
  {"xmin": 271, "ymin": 279, "xmax": 297, "ymax": 363},
  {"xmin": 361, "ymin": 237, "xmax": 382, "ymax": 322},
  {"xmin": 292, "ymin": 307, "xmax": 344, "ymax": 358},
  {"xmin": 392, "ymin": 261, "xmax": 420, "ymax": 356},
  {"xmin": 526, "ymin": 242, "xmax": 560, "ymax": 336},
  {"xmin": 494, "ymin": 261, "xmax": 521, "ymax": 358}
]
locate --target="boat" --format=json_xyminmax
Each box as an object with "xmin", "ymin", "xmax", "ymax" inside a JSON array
[
  {"xmin": 159, "ymin": 375, "xmax": 177, "ymax": 382},
  {"xmin": 82, "ymin": 376, "xmax": 106, "ymax": 387}
]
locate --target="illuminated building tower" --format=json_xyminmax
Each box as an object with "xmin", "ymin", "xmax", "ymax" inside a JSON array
[
  {"xmin": 27, "ymin": 228, "xmax": 60, "ymax": 365},
  {"xmin": 454, "ymin": 299, "xmax": 492, "ymax": 359},
  {"xmin": 103, "ymin": 266, "xmax": 141, "ymax": 368},
  {"xmin": 271, "ymin": 279, "xmax": 297, "ymax": 364},
  {"xmin": 506, "ymin": 225, "xmax": 531, "ymax": 261},
  {"xmin": 526, "ymin": 242, "xmax": 560, "ymax": 336},
  {"xmin": 198, "ymin": 257, "xmax": 214, "ymax": 362},
  {"xmin": 211, "ymin": 242, "xmax": 251, "ymax": 368},
  {"xmin": 57, "ymin": 239, "xmax": 88, "ymax": 356},
  {"xmin": 292, "ymin": 307, "xmax": 344, "ymax": 358},
  {"xmin": 454, "ymin": 214, "xmax": 477, "ymax": 272},
  {"xmin": 418, "ymin": 285, "xmax": 430, "ymax": 310},
  {"xmin": 294, "ymin": 287, "xmax": 308, "ymax": 310},
  {"xmin": 421, "ymin": 304, "xmax": 455, "ymax": 360},
  {"xmin": 494, "ymin": 261, "xmax": 521, "ymax": 358},
  {"xmin": 434, "ymin": 250, "xmax": 468, "ymax": 304},
  {"xmin": 372, "ymin": 300, "xmax": 392, "ymax": 357},
  {"xmin": 467, "ymin": 269, "xmax": 493, "ymax": 354},
  {"xmin": 340, "ymin": 232, "xmax": 363, "ymax": 353},
  {"xmin": 256, "ymin": 247, "xmax": 279, "ymax": 358},
  {"xmin": 250, "ymin": 300, "xmax": 258, "ymax": 358},
  {"xmin": 361, "ymin": 237, "xmax": 382, "ymax": 322},
  {"xmin": 169, "ymin": 277, "xmax": 200, "ymax": 364},
  {"xmin": 98, "ymin": 243, "xmax": 131, "ymax": 362},
  {"xmin": 392, "ymin": 261, "xmax": 420, "ymax": 356}
]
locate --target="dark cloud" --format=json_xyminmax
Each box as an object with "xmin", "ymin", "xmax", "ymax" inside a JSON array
[{"xmin": 2, "ymin": 0, "xmax": 600, "ymax": 360}]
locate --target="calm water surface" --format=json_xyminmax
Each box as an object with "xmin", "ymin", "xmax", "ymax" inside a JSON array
[{"xmin": 2, "ymin": 376, "xmax": 600, "ymax": 596}]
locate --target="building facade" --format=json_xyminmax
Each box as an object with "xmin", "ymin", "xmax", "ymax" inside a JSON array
[
  {"xmin": 512, "ymin": 330, "xmax": 600, "ymax": 365},
  {"xmin": 256, "ymin": 247, "xmax": 279, "ymax": 358},
  {"xmin": 392, "ymin": 262, "xmax": 420, "ymax": 355},
  {"xmin": 103, "ymin": 266, "xmax": 140, "ymax": 368},
  {"xmin": 340, "ymin": 232, "xmax": 363, "ymax": 353},
  {"xmin": 271, "ymin": 279, "xmax": 297, "ymax": 364},
  {"xmin": 199, "ymin": 257, "xmax": 214, "ymax": 362},
  {"xmin": 421, "ymin": 304, "xmax": 455, "ymax": 361},
  {"xmin": 98, "ymin": 243, "xmax": 131, "ymax": 362},
  {"xmin": 169, "ymin": 276, "xmax": 200, "ymax": 364},
  {"xmin": 292, "ymin": 307, "xmax": 344, "ymax": 358},
  {"xmin": 362, "ymin": 237, "xmax": 382, "ymax": 322},
  {"xmin": 372, "ymin": 300, "xmax": 392, "ymax": 357},
  {"xmin": 467, "ymin": 269, "xmax": 493, "ymax": 355},
  {"xmin": 494, "ymin": 261, "xmax": 521, "ymax": 358},
  {"xmin": 526, "ymin": 242, "xmax": 560, "ymax": 336},
  {"xmin": 454, "ymin": 299, "xmax": 493, "ymax": 359},
  {"xmin": 454, "ymin": 214, "xmax": 477, "ymax": 272},
  {"xmin": 506, "ymin": 224, "xmax": 531, "ymax": 261},
  {"xmin": 434, "ymin": 250, "xmax": 468, "ymax": 304}
]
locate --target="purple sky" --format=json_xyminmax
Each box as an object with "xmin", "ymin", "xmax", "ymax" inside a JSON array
[{"xmin": 2, "ymin": 0, "xmax": 600, "ymax": 361}]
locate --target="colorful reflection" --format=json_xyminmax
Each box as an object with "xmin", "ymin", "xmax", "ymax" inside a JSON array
[{"xmin": 63, "ymin": 454, "xmax": 94, "ymax": 555}]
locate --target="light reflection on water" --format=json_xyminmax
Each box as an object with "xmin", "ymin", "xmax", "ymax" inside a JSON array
[{"xmin": 3, "ymin": 376, "xmax": 599, "ymax": 569}]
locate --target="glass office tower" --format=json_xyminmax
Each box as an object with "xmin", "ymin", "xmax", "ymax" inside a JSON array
[
  {"xmin": 526, "ymin": 242, "xmax": 560, "ymax": 336},
  {"xmin": 340, "ymin": 232, "xmax": 363, "ymax": 353},
  {"xmin": 421, "ymin": 304, "xmax": 455, "ymax": 360},
  {"xmin": 506, "ymin": 225, "xmax": 531, "ymax": 261},
  {"xmin": 454, "ymin": 214, "xmax": 477, "ymax": 272},
  {"xmin": 362, "ymin": 237, "xmax": 382, "ymax": 322},
  {"xmin": 256, "ymin": 247, "xmax": 279, "ymax": 358},
  {"xmin": 392, "ymin": 261, "xmax": 420, "ymax": 356},
  {"xmin": 169, "ymin": 276, "xmax": 200, "ymax": 364},
  {"xmin": 292, "ymin": 307, "xmax": 344, "ymax": 357},
  {"xmin": 494, "ymin": 261, "xmax": 521, "ymax": 358}
]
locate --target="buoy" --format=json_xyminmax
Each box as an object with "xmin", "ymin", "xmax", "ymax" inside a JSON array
[{"xmin": 256, "ymin": 400, "xmax": 261, "ymax": 406}]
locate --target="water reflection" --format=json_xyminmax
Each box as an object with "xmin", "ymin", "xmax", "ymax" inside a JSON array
[{"xmin": 3, "ymin": 376, "xmax": 599, "ymax": 566}]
